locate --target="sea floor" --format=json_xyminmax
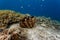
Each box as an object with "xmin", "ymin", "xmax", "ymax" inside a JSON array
[{"xmin": 0, "ymin": 10, "xmax": 60, "ymax": 40}]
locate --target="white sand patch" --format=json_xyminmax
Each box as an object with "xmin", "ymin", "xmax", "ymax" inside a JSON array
[{"xmin": 26, "ymin": 25, "xmax": 60, "ymax": 40}]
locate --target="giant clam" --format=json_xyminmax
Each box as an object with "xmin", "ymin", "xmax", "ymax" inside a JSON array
[{"xmin": 20, "ymin": 16, "xmax": 37, "ymax": 28}]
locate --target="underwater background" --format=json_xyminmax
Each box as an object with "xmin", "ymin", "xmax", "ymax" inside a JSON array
[{"xmin": 0, "ymin": 0, "xmax": 60, "ymax": 21}]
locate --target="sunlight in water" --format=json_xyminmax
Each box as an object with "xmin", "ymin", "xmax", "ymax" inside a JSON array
[
  {"xmin": 42, "ymin": 0, "xmax": 45, "ymax": 2},
  {"xmin": 28, "ymin": 5, "xmax": 31, "ymax": 7},
  {"xmin": 21, "ymin": 6, "xmax": 24, "ymax": 9}
]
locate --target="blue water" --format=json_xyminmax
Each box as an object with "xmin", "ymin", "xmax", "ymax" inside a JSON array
[{"xmin": 0, "ymin": 0, "xmax": 60, "ymax": 21}]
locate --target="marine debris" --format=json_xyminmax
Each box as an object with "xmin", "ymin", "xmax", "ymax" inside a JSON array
[{"xmin": 0, "ymin": 10, "xmax": 60, "ymax": 40}]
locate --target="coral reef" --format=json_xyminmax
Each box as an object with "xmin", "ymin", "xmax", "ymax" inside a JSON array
[
  {"xmin": 0, "ymin": 23, "xmax": 27, "ymax": 40},
  {"xmin": 0, "ymin": 10, "xmax": 29, "ymax": 29},
  {"xmin": 36, "ymin": 16, "xmax": 60, "ymax": 30},
  {"xmin": 0, "ymin": 10, "xmax": 60, "ymax": 40}
]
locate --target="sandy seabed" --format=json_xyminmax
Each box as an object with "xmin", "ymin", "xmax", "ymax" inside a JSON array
[{"xmin": 0, "ymin": 23, "xmax": 60, "ymax": 40}]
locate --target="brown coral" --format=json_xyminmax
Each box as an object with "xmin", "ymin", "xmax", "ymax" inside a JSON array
[
  {"xmin": 20, "ymin": 16, "xmax": 36, "ymax": 28},
  {"xmin": 10, "ymin": 33, "xmax": 27, "ymax": 40}
]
